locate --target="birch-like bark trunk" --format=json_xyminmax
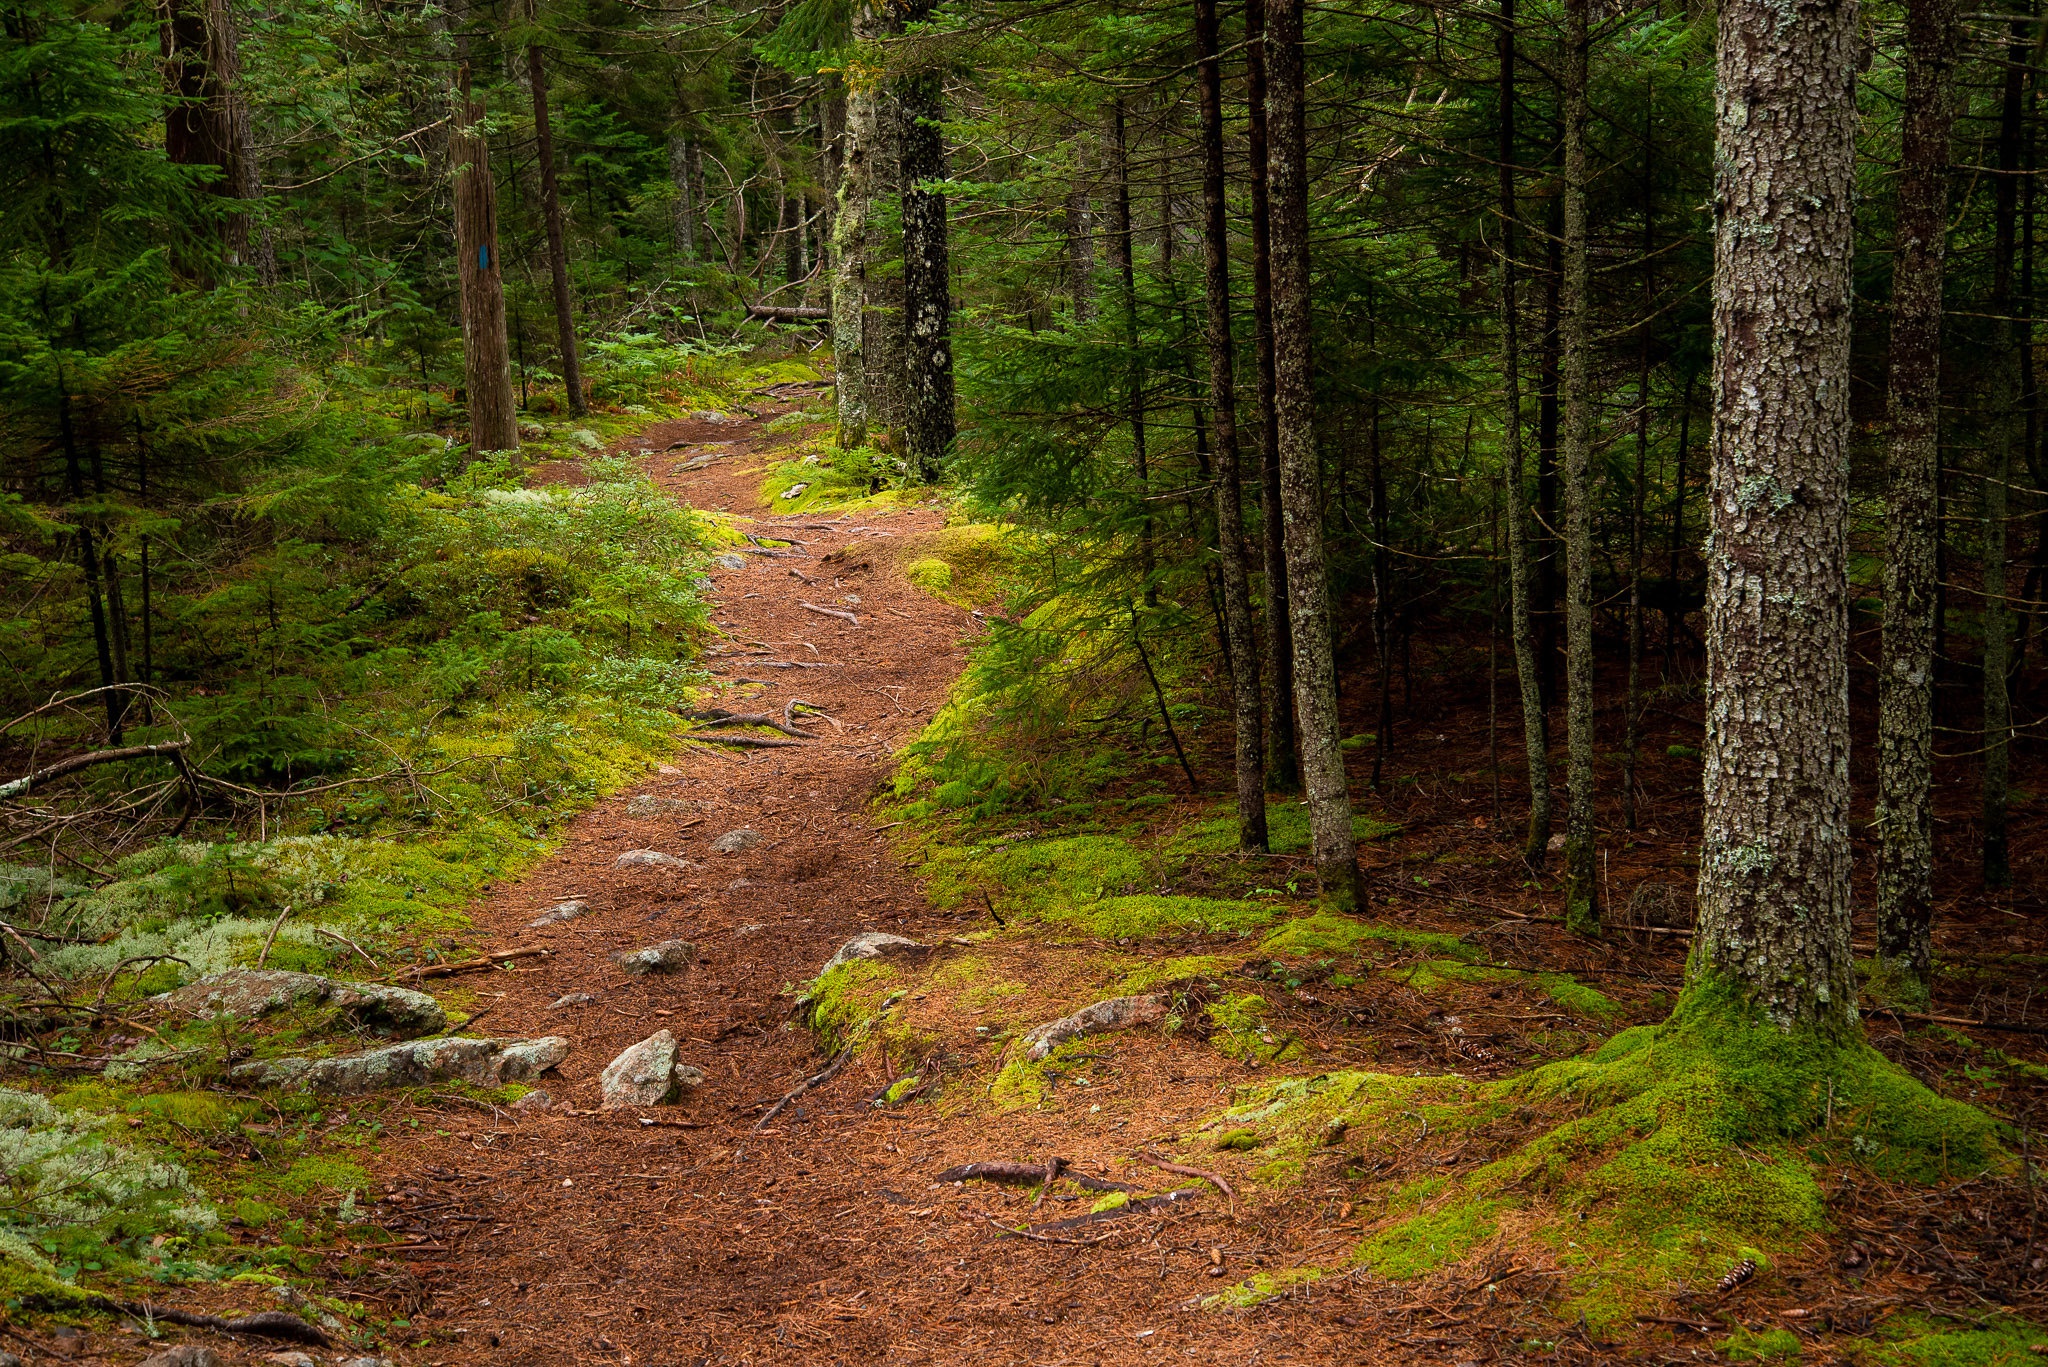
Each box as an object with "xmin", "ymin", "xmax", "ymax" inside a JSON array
[
  {"xmin": 832, "ymin": 7, "xmax": 878, "ymax": 451},
  {"xmin": 1875, "ymin": 0, "xmax": 1959, "ymax": 1001},
  {"xmin": 1267, "ymin": 0, "xmax": 1359, "ymax": 908},
  {"xmin": 1694, "ymin": 0, "xmax": 1860, "ymax": 1034}
]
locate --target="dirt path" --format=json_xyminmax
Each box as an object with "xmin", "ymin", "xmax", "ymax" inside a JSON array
[{"xmin": 361, "ymin": 410, "xmax": 1379, "ymax": 1367}]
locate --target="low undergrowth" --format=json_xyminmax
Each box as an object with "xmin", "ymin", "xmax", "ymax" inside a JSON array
[{"xmin": 1198, "ymin": 980, "xmax": 2003, "ymax": 1332}]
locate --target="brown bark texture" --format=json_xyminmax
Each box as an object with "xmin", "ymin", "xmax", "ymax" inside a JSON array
[
  {"xmin": 527, "ymin": 41, "xmax": 586, "ymax": 418},
  {"xmin": 1694, "ymin": 0, "xmax": 1861, "ymax": 1033},
  {"xmin": 1559, "ymin": 0, "xmax": 1598, "ymax": 931},
  {"xmin": 453, "ymin": 68, "xmax": 520, "ymax": 455}
]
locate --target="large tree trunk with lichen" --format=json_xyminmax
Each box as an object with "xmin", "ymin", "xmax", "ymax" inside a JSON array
[
  {"xmin": 1875, "ymin": 0, "xmax": 1958, "ymax": 1004},
  {"xmin": 1692, "ymin": 0, "xmax": 1860, "ymax": 1034},
  {"xmin": 831, "ymin": 9, "xmax": 878, "ymax": 451},
  {"xmin": 1559, "ymin": 0, "xmax": 1597, "ymax": 931},
  {"xmin": 160, "ymin": 0, "xmax": 258, "ymax": 272},
  {"xmin": 453, "ymin": 65, "xmax": 519, "ymax": 456},
  {"xmin": 897, "ymin": 21, "xmax": 954, "ymax": 482},
  {"xmin": 1266, "ymin": 0, "xmax": 1358, "ymax": 908},
  {"xmin": 1198, "ymin": 0, "xmax": 1267, "ymax": 852}
]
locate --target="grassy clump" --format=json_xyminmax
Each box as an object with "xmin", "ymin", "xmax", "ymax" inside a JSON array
[
  {"xmin": 1204, "ymin": 981, "xmax": 2000, "ymax": 1332},
  {"xmin": 1868, "ymin": 1314, "xmax": 2048, "ymax": 1367}
]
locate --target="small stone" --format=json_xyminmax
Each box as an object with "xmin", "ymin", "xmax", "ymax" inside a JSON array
[
  {"xmin": 511, "ymin": 1089, "xmax": 552, "ymax": 1113},
  {"xmin": 613, "ymin": 939, "xmax": 696, "ymax": 976},
  {"xmin": 711, "ymin": 828, "xmax": 762, "ymax": 854},
  {"xmin": 336, "ymin": 1359, "xmax": 395, "ymax": 1367},
  {"xmin": 529, "ymin": 899, "xmax": 589, "ymax": 927},
  {"xmin": 728, "ymin": 879, "xmax": 754, "ymax": 891},
  {"xmin": 139, "ymin": 1349, "xmax": 217, "ymax": 1367},
  {"xmin": 0, "ymin": 1354, "xmax": 20, "ymax": 1367},
  {"xmin": 615, "ymin": 848, "xmax": 687, "ymax": 869},
  {"xmin": 626, "ymin": 794, "xmax": 694, "ymax": 817},
  {"xmin": 714, "ymin": 553, "xmax": 747, "ymax": 570},
  {"xmin": 551, "ymin": 991, "xmax": 596, "ymax": 1008},
  {"xmin": 261, "ymin": 1355, "xmax": 317, "ymax": 1367},
  {"xmin": 691, "ymin": 410, "xmax": 729, "ymax": 423},
  {"xmin": 1020, "ymin": 995, "xmax": 1169, "ymax": 1061},
  {"xmin": 818, "ymin": 932, "xmax": 928, "ymax": 978},
  {"xmin": 735, "ymin": 923, "xmax": 767, "ymax": 936},
  {"xmin": 599, "ymin": 1031, "xmax": 707, "ymax": 1108}
]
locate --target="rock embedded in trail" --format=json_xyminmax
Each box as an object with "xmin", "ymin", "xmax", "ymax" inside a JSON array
[
  {"xmin": 154, "ymin": 970, "xmax": 445, "ymax": 1038},
  {"xmin": 551, "ymin": 991, "xmax": 596, "ymax": 1008},
  {"xmin": 625, "ymin": 794, "xmax": 695, "ymax": 817},
  {"xmin": 230, "ymin": 1035, "xmax": 570, "ymax": 1093},
  {"xmin": 598, "ymin": 1030, "xmax": 707, "ymax": 1108},
  {"xmin": 614, "ymin": 848, "xmax": 691, "ymax": 870},
  {"xmin": 613, "ymin": 939, "xmax": 696, "ymax": 975},
  {"xmin": 818, "ymin": 932, "xmax": 929, "ymax": 978},
  {"xmin": 529, "ymin": 899, "xmax": 589, "ymax": 927},
  {"xmin": 1020, "ymin": 995, "xmax": 1170, "ymax": 1061},
  {"xmin": 711, "ymin": 828, "xmax": 762, "ymax": 854},
  {"xmin": 714, "ymin": 553, "xmax": 747, "ymax": 571},
  {"xmin": 511, "ymin": 1088, "xmax": 552, "ymax": 1113},
  {"xmin": 140, "ymin": 1348, "xmax": 218, "ymax": 1367}
]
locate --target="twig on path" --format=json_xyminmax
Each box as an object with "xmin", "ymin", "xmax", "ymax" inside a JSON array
[
  {"xmin": 1136, "ymin": 1152, "xmax": 1236, "ymax": 1216},
  {"xmin": 789, "ymin": 566, "xmax": 819, "ymax": 585},
  {"xmin": 799, "ymin": 601, "xmax": 860, "ymax": 627},
  {"xmin": 314, "ymin": 926, "xmax": 378, "ymax": 968},
  {"xmin": 980, "ymin": 1213, "xmax": 1118, "ymax": 1246},
  {"xmin": 751, "ymin": 1044, "xmax": 855, "ymax": 1133},
  {"xmin": 786, "ymin": 699, "xmax": 841, "ymax": 731},
  {"xmin": 404, "ymin": 946, "xmax": 551, "ymax": 980}
]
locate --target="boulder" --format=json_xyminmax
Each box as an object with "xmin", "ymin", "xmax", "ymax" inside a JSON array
[
  {"xmin": 614, "ymin": 849, "xmax": 689, "ymax": 870},
  {"xmin": 613, "ymin": 940, "xmax": 696, "ymax": 976},
  {"xmin": 155, "ymin": 970, "xmax": 445, "ymax": 1038},
  {"xmin": 529, "ymin": 899, "xmax": 589, "ymax": 927},
  {"xmin": 1019, "ymin": 995, "xmax": 1169, "ymax": 1062},
  {"xmin": 598, "ymin": 1031, "xmax": 707, "ymax": 1108},
  {"xmin": 714, "ymin": 553, "xmax": 747, "ymax": 570},
  {"xmin": 819, "ymin": 932, "xmax": 927, "ymax": 978},
  {"xmin": 711, "ymin": 828, "xmax": 762, "ymax": 853},
  {"xmin": 230, "ymin": 1036, "xmax": 569, "ymax": 1093}
]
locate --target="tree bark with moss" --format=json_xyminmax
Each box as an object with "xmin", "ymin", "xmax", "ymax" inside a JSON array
[
  {"xmin": 1693, "ymin": 0, "xmax": 1860, "ymax": 1032},
  {"xmin": 1558, "ymin": 0, "xmax": 1597, "ymax": 932}
]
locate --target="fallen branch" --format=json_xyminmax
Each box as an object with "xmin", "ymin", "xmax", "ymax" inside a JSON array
[
  {"xmin": 788, "ymin": 566, "xmax": 819, "ymax": 585},
  {"xmin": 981, "ymin": 1213, "xmax": 1118, "ymax": 1246},
  {"xmin": 255, "ymin": 903, "xmax": 294, "ymax": 970},
  {"xmin": 314, "ymin": 926, "xmax": 379, "ymax": 967},
  {"xmin": 938, "ymin": 1159, "xmax": 1067, "ymax": 1186},
  {"xmin": 752, "ymin": 1044, "xmax": 856, "ymax": 1133},
  {"xmin": 1137, "ymin": 1153, "xmax": 1237, "ymax": 1215},
  {"xmin": 686, "ymin": 710, "xmax": 816, "ymax": 739},
  {"xmin": 686, "ymin": 733, "xmax": 807, "ymax": 749},
  {"xmin": 403, "ymin": 946, "xmax": 551, "ymax": 980},
  {"xmin": 1880, "ymin": 1007, "xmax": 2048, "ymax": 1038},
  {"xmin": 0, "ymin": 742, "xmax": 190, "ymax": 801},
  {"xmin": 97, "ymin": 1300, "xmax": 327, "ymax": 1347},
  {"xmin": 746, "ymin": 304, "xmax": 831, "ymax": 321},
  {"xmin": 798, "ymin": 601, "xmax": 860, "ymax": 627}
]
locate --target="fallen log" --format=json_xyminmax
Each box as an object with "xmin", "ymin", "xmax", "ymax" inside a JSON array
[
  {"xmin": 0, "ymin": 741, "xmax": 191, "ymax": 801},
  {"xmin": 746, "ymin": 305, "xmax": 831, "ymax": 321}
]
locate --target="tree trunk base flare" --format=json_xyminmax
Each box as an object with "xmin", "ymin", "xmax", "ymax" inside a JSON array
[{"xmin": 1195, "ymin": 982, "xmax": 1996, "ymax": 1330}]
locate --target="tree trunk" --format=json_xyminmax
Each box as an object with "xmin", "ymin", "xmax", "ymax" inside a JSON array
[
  {"xmin": 1111, "ymin": 99, "xmax": 1155, "ymax": 598},
  {"xmin": 1066, "ymin": 167, "xmax": 1097, "ymax": 321},
  {"xmin": 453, "ymin": 64, "xmax": 519, "ymax": 454},
  {"xmin": 1875, "ymin": 0, "xmax": 1959, "ymax": 1000},
  {"xmin": 832, "ymin": 8, "xmax": 878, "ymax": 451},
  {"xmin": 1498, "ymin": 0, "xmax": 1551, "ymax": 868},
  {"xmin": 160, "ymin": 0, "xmax": 257, "ymax": 271},
  {"xmin": 1267, "ymin": 0, "xmax": 1358, "ymax": 908},
  {"xmin": 671, "ymin": 133, "xmax": 698, "ymax": 261},
  {"xmin": 1694, "ymin": 0, "xmax": 1861, "ymax": 1034},
  {"xmin": 1246, "ymin": 0, "xmax": 1300, "ymax": 794},
  {"xmin": 1623, "ymin": 83, "xmax": 1653, "ymax": 833},
  {"xmin": 897, "ymin": 18, "xmax": 955, "ymax": 482},
  {"xmin": 1982, "ymin": 12, "xmax": 2027, "ymax": 890},
  {"xmin": 1198, "ymin": 0, "xmax": 1268, "ymax": 852},
  {"xmin": 527, "ymin": 40, "xmax": 585, "ymax": 418},
  {"xmin": 1559, "ymin": 0, "xmax": 1598, "ymax": 933}
]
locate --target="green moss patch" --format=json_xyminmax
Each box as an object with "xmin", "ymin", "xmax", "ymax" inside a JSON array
[{"xmin": 1870, "ymin": 1314, "xmax": 2048, "ymax": 1367}]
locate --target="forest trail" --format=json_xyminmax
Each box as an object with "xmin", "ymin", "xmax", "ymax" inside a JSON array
[{"xmin": 359, "ymin": 407, "xmax": 1367, "ymax": 1367}]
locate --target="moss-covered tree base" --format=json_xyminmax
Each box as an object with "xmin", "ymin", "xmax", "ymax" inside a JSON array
[{"xmin": 1201, "ymin": 981, "xmax": 2003, "ymax": 1332}]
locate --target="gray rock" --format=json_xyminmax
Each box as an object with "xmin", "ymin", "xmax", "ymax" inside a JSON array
[
  {"xmin": 711, "ymin": 828, "xmax": 762, "ymax": 854},
  {"xmin": 0, "ymin": 1353, "xmax": 20, "ymax": 1367},
  {"xmin": 819, "ymin": 932, "xmax": 928, "ymax": 978},
  {"xmin": 230, "ymin": 1035, "xmax": 570, "ymax": 1093},
  {"xmin": 551, "ymin": 991, "xmax": 596, "ymax": 1008},
  {"xmin": 598, "ymin": 1030, "xmax": 707, "ymax": 1108},
  {"xmin": 337, "ymin": 1359, "xmax": 394, "ymax": 1367},
  {"xmin": 691, "ymin": 410, "xmax": 730, "ymax": 423},
  {"xmin": 727, "ymin": 879, "xmax": 755, "ymax": 891},
  {"xmin": 529, "ymin": 899, "xmax": 589, "ymax": 927},
  {"xmin": 267, "ymin": 1285, "xmax": 344, "ymax": 1330},
  {"xmin": 155, "ymin": 970, "xmax": 445, "ymax": 1038},
  {"xmin": 140, "ymin": 1349, "xmax": 218, "ymax": 1367},
  {"xmin": 511, "ymin": 1088, "xmax": 552, "ymax": 1114},
  {"xmin": 626, "ymin": 794, "xmax": 695, "ymax": 817},
  {"xmin": 260, "ymin": 1355, "xmax": 317, "ymax": 1367},
  {"xmin": 714, "ymin": 553, "xmax": 747, "ymax": 570},
  {"xmin": 615, "ymin": 848, "xmax": 689, "ymax": 869},
  {"xmin": 613, "ymin": 940, "xmax": 696, "ymax": 976},
  {"xmin": 1020, "ymin": 995, "xmax": 1169, "ymax": 1062}
]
